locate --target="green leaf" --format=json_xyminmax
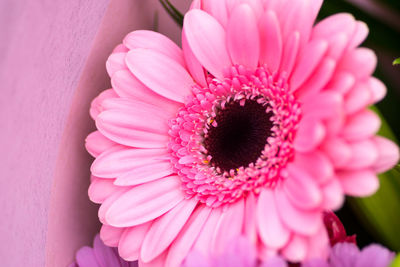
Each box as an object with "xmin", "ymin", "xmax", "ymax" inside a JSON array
[
  {"xmin": 391, "ymin": 254, "xmax": 400, "ymax": 267},
  {"xmin": 393, "ymin": 58, "xmax": 400, "ymax": 66},
  {"xmin": 348, "ymin": 107, "xmax": 400, "ymax": 251}
]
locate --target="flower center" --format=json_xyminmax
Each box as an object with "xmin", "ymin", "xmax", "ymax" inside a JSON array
[
  {"xmin": 204, "ymin": 99, "xmax": 273, "ymax": 173},
  {"xmin": 168, "ymin": 65, "xmax": 301, "ymax": 207}
]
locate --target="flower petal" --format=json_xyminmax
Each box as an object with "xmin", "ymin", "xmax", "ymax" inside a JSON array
[
  {"xmin": 123, "ymin": 30, "xmax": 184, "ymax": 66},
  {"xmin": 371, "ymin": 136, "xmax": 399, "ymax": 173},
  {"xmin": 118, "ymin": 222, "xmax": 152, "ymax": 261},
  {"xmin": 227, "ymin": 4, "xmax": 260, "ymax": 69},
  {"xmin": 320, "ymin": 138, "xmax": 352, "ymax": 168},
  {"xmin": 342, "ymin": 139, "xmax": 378, "ymax": 170},
  {"xmin": 368, "ymin": 77, "xmax": 386, "ymax": 104},
  {"xmin": 76, "ymin": 247, "xmax": 98, "ymax": 266},
  {"xmin": 275, "ymin": 188, "xmax": 322, "ymax": 235},
  {"xmin": 89, "ymin": 177, "xmax": 120, "ymax": 204},
  {"xmin": 348, "ymin": 21, "xmax": 369, "ymax": 49},
  {"xmin": 182, "ymin": 30, "xmax": 207, "ymax": 87},
  {"xmin": 166, "ymin": 206, "xmax": 212, "ymax": 267},
  {"xmin": 301, "ymin": 90, "xmax": 342, "ymax": 120},
  {"xmin": 106, "ymin": 177, "xmax": 185, "ymax": 227},
  {"xmin": 321, "ymin": 178, "xmax": 344, "ymax": 210},
  {"xmin": 281, "ymin": 235, "xmax": 308, "ymax": 263},
  {"xmin": 114, "ymin": 161, "xmax": 174, "ymax": 186},
  {"xmin": 111, "ymin": 70, "xmax": 179, "ymax": 114},
  {"xmin": 100, "ymin": 224, "xmax": 124, "ymax": 247},
  {"xmin": 106, "ymin": 52, "xmax": 128, "ymax": 77},
  {"xmin": 339, "ymin": 170, "xmax": 379, "ymax": 197},
  {"xmin": 141, "ymin": 199, "xmax": 198, "ymax": 262},
  {"xmin": 284, "ymin": 164, "xmax": 323, "ymax": 210},
  {"xmin": 90, "ymin": 89, "xmax": 118, "ymax": 120},
  {"xmin": 85, "ymin": 131, "xmax": 116, "ymax": 158},
  {"xmin": 290, "ymin": 39, "xmax": 328, "ymax": 90},
  {"xmin": 183, "ymin": 9, "xmax": 232, "ymax": 79},
  {"xmin": 257, "ymin": 189, "xmax": 290, "ymax": 249},
  {"xmin": 259, "ymin": 10, "xmax": 282, "ymax": 72},
  {"xmin": 294, "ymin": 117, "xmax": 325, "ymax": 153},
  {"xmin": 279, "ymin": 31, "xmax": 300, "ymax": 76},
  {"xmin": 91, "ymin": 146, "xmax": 168, "ymax": 178},
  {"xmin": 338, "ymin": 48, "xmax": 377, "ymax": 80},
  {"xmin": 212, "ymin": 199, "xmax": 245, "ymax": 254},
  {"xmin": 244, "ymin": 192, "xmax": 258, "ymax": 244},
  {"xmin": 125, "ymin": 49, "xmax": 194, "ymax": 103},
  {"xmin": 341, "ymin": 110, "xmax": 380, "ymax": 142},
  {"xmin": 344, "ymin": 82, "xmax": 371, "ymax": 115},
  {"xmin": 306, "ymin": 226, "xmax": 330, "ymax": 260}
]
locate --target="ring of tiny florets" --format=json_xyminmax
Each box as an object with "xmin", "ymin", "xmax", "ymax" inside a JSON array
[{"xmin": 168, "ymin": 65, "xmax": 302, "ymax": 207}]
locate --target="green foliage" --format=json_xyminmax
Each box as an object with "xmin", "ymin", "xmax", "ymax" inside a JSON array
[
  {"xmin": 393, "ymin": 58, "xmax": 400, "ymax": 66},
  {"xmin": 391, "ymin": 254, "xmax": 400, "ymax": 267},
  {"xmin": 158, "ymin": 0, "xmax": 183, "ymax": 27}
]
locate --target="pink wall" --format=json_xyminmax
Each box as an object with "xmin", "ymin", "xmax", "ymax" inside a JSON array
[{"xmin": 0, "ymin": 0, "xmax": 189, "ymax": 266}]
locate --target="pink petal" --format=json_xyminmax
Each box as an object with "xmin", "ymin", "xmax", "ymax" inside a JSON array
[
  {"xmin": 111, "ymin": 70, "xmax": 179, "ymax": 114},
  {"xmin": 341, "ymin": 110, "xmax": 380, "ymax": 142},
  {"xmin": 293, "ymin": 117, "xmax": 325, "ymax": 153},
  {"xmin": 290, "ymin": 39, "xmax": 328, "ymax": 90},
  {"xmin": 106, "ymin": 52, "xmax": 128, "ymax": 77},
  {"xmin": 259, "ymin": 10, "xmax": 282, "ymax": 72},
  {"xmin": 98, "ymin": 189, "xmax": 129, "ymax": 224},
  {"xmin": 344, "ymin": 82, "xmax": 372, "ymax": 115},
  {"xmin": 96, "ymin": 109, "xmax": 169, "ymax": 149},
  {"xmin": 368, "ymin": 77, "xmax": 386, "ymax": 104},
  {"xmin": 338, "ymin": 48, "xmax": 377, "ymax": 80},
  {"xmin": 114, "ymin": 161, "xmax": 174, "ymax": 186},
  {"xmin": 182, "ymin": 30, "xmax": 206, "ymax": 87},
  {"xmin": 212, "ymin": 199, "xmax": 245, "ymax": 254},
  {"xmin": 140, "ymin": 199, "xmax": 198, "ymax": 262},
  {"xmin": 325, "ymin": 71, "xmax": 355, "ymax": 95},
  {"xmin": 88, "ymin": 177, "xmax": 120, "ymax": 204},
  {"xmin": 227, "ymin": 4, "xmax": 259, "ymax": 69},
  {"xmin": 324, "ymin": 111, "xmax": 345, "ymax": 138},
  {"xmin": 293, "ymin": 151, "xmax": 334, "ymax": 184},
  {"xmin": 275, "ymin": 188, "xmax": 322, "ymax": 235},
  {"xmin": 339, "ymin": 170, "xmax": 379, "ymax": 196},
  {"xmin": 85, "ymin": 131, "xmax": 116, "ymax": 158},
  {"xmin": 201, "ymin": 0, "xmax": 229, "ymax": 27},
  {"xmin": 306, "ymin": 226, "xmax": 329, "ymax": 260},
  {"xmin": 93, "ymin": 234, "xmax": 121, "ymax": 266},
  {"xmin": 118, "ymin": 222, "xmax": 152, "ymax": 261},
  {"xmin": 100, "ymin": 224, "xmax": 124, "ymax": 247},
  {"xmin": 112, "ymin": 44, "xmax": 129, "ymax": 53},
  {"xmin": 91, "ymin": 146, "xmax": 167, "ymax": 178},
  {"xmin": 192, "ymin": 207, "xmax": 223, "ymax": 255},
  {"xmin": 324, "ymin": 33, "xmax": 349, "ymax": 61},
  {"xmin": 90, "ymin": 89, "xmax": 118, "ymax": 120},
  {"xmin": 125, "ymin": 49, "xmax": 194, "ymax": 103},
  {"xmin": 183, "ymin": 9, "xmax": 232, "ymax": 79},
  {"xmin": 320, "ymin": 138, "xmax": 352, "ymax": 168},
  {"xmin": 371, "ymin": 136, "xmax": 399, "ymax": 173},
  {"xmin": 139, "ymin": 250, "xmax": 167, "ymax": 267},
  {"xmin": 348, "ymin": 21, "xmax": 369, "ymax": 49},
  {"xmin": 279, "ymin": 31, "xmax": 300, "ymax": 76},
  {"xmin": 341, "ymin": 139, "xmax": 378, "ymax": 170},
  {"xmin": 281, "ymin": 235, "xmax": 308, "ymax": 262},
  {"xmin": 75, "ymin": 247, "xmax": 98, "ymax": 266},
  {"xmin": 295, "ymin": 58, "xmax": 336, "ymax": 100},
  {"xmin": 321, "ymin": 178, "xmax": 344, "ymax": 210},
  {"xmin": 301, "ymin": 90, "xmax": 342, "ymax": 120},
  {"xmin": 106, "ymin": 177, "xmax": 185, "ymax": 227},
  {"xmin": 123, "ymin": 30, "xmax": 184, "ymax": 67},
  {"xmin": 312, "ymin": 13, "xmax": 356, "ymax": 41},
  {"xmin": 257, "ymin": 189, "xmax": 290, "ymax": 249},
  {"xmin": 244, "ymin": 192, "xmax": 257, "ymax": 244},
  {"xmin": 284, "ymin": 164, "xmax": 323, "ymax": 210},
  {"xmin": 166, "ymin": 206, "xmax": 212, "ymax": 267}
]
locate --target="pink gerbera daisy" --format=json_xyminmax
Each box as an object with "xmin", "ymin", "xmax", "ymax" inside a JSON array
[{"xmin": 86, "ymin": 0, "xmax": 399, "ymax": 266}]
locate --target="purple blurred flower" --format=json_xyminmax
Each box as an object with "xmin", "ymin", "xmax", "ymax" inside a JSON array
[
  {"xmin": 69, "ymin": 234, "xmax": 137, "ymax": 267},
  {"xmin": 304, "ymin": 242, "xmax": 395, "ymax": 267}
]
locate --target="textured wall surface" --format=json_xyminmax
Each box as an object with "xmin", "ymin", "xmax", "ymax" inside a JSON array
[{"xmin": 0, "ymin": 0, "xmax": 189, "ymax": 266}]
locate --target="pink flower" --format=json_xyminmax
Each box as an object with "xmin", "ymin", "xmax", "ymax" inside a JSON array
[
  {"xmin": 69, "ymin": 234, "xmax": 137, "ymax": 267},
  {"xmin": 86, "ymin": 0, "xmax": 399, "ymax": 266}
]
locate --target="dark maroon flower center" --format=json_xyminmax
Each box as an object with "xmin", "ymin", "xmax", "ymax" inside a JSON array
[{"xmin": 203, "ymin": 99, "xmax": 273, "ymax": 173}]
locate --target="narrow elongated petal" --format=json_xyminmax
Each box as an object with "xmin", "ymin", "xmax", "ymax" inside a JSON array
[
  {"xmin": 106, "ymin": 52, "xmax": 128, "ymax": 77},
  {"xmin": 141, "ymin": 199, "xmax": 198, "ymax": 262},
  {"xmin": 106, "ymin": 177, "xmax": 185, "ymax": 227},
  {"xmin": 125, "ymin": 49, "xmax": 194, "ymax": 103},
  {"xmin": 281, "ymin": 235, "xmax": 308, "ymax": 262},
  {"xmin": 259, "ymin": 10, "xmax": 282, "ymax": 72},
  {"xmin": 85, "ymin": 131, "xmax": 116, "ymax": 158},
  {"xmin": 118, "ymin": 222, "xmax": 152, "ymax": 261},
  {"xmin": 341, "ymin": 110, "xmax": 380, "ymax": 141},
  {"xmin": 89, "ymin": 177, "xmax": 120, "ymax": 204},
  {"xmin": 100, "ymin": 224, "xmax": 124, "ymax": 247},
  {"xmin": 257, "ymin": 189, "xmax": 290, "ymax": 249},
  {"xmin": 371, "ymin": 136, "xmax": 399, "ymax": 173},
  {"xmin": 227, "ymin": 4, "xmax": 260, "ymax": 69},
  {"xmin": 123, "ymin": 30, "xmax": 184, "ymax": 66},
  {"xmin": 339, "ymin": 170, "xmax": 379, "ymax": 196},
  {"xmin": 184, "ymin": 9, "xmax": 231, "ymax": 79}
]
